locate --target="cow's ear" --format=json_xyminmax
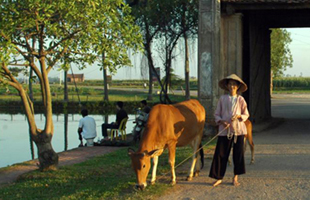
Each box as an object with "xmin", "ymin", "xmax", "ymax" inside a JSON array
[
  {"xmin": 147, "ymin": 149, "xmax": 163, "ymax": 157},
  {"xmin": 128, "ymin": 148, "xmax": 135, "ymax": 156}
]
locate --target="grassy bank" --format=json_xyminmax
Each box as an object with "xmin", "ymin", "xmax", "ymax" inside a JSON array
[
  {"xmin": 0, "ymin": 139, "xmax": 215, "ymax": 200},
  {"xmin": 0, "ymin": 87, "xmax": 195, "ymax": 114}
]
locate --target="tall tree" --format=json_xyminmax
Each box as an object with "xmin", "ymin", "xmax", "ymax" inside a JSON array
[
  {"xmin": 271, "ymin": 29, "xmax": 293, "ymax": 78},
  {"xmin": 155, "ymin": 0, "xmax": 197, "ymax": 103},
  {"xmin": 0, "ymin": 0, "xmax": 142, "ymax": 171},
  {"xmin": 179, "ymin": 0, "xmax": 198, "ymax": 100},
  {"xmin": 129, "ymin": 0, "xmax": 198, "ymax": 103},
  {"xmin": 102, "ymin": 52, "xmax": 109, "ymax": 101},
  {"xmin": 128, "ymin": 0, "xmax": 163, "ymax": 101}
]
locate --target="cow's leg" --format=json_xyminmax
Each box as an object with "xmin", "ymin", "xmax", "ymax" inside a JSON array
[
  {"xmin": 186, "ymin": 139, "xmax": 200, "ymax": 181},
  {"xmin": 168, "ymin": 143, "xmax": 177, "ymax": 185},
  {"xmin": 194, "ymin": 136, "xmax": 205, "ymax": 176},
  {"xmin": 244, "ymin": 130, "xmax": 255, "ymax": 164},
  {"xmin": 150, "ymin": 155, "xmax": 159, "ymax": 185},
  {"xmin": 247, "ymin": 136, "xmax": 255, "ymax": 164},
  {"xmin": 186, "ymin": 156, "xmax": 197, "ymax": 181}
]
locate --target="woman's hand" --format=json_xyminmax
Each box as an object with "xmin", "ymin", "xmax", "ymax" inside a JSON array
[
  {"xmin": 231, "ymin": 115, "xmax": 241, "ymax": 121},
  {"xmin": 219, "ymin": 120, "xmax": 229, "ymax": 127}
]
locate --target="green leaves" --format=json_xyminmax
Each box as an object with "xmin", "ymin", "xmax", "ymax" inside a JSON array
[
  {"xmin": 0, "ymin": 0, "xmax": 143, "ymax": 77},
  {"xmin": 271, "ymin": 29, "xmax": 293, "ymax": 78}
]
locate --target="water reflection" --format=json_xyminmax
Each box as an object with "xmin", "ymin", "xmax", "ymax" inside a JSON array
[
  {"xmin": 64, "ymin": 113, "xmax": 68, "ymax": 151},
  {"xmin": 0, "ymin": 113, "xmax": 135, "ymax": 168},
  {"xmin": 29, "ymin": 129, "xmax": 35, "ymax": 160}
]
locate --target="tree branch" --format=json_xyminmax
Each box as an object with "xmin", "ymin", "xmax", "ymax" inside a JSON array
[
  {"xmin": 1, "ymin": 62, "xmax": 20, "ymax": 84},
  {"xmin": 46, "ymin": 46, "xmax": 68, "ymax": 73},
  {"xmin": 46, "ymin": 29, "xmax": 81, "ymax": 54}
]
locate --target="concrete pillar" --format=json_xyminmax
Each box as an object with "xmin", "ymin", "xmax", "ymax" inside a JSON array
[
  {"xmin": 221, "ymin": 13, "xmax": 243, "ymax": 78},
  {"xmin": 198, "ymin": 0, "xmax": 221, "ymax": 121}
]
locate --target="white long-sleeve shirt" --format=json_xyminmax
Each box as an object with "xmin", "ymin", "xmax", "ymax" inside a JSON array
[{"xmin": 214, "ymin": 94, "xmax": 250, "ymax": 136}]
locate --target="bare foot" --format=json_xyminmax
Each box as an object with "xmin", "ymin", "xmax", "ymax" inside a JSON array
[
  {"xmin": 233, "ymin": 176, "xmax": 240, "ymax": 186},
  {"xmin": 213, "ymin": 179, "xmax": 222, "ymax": 187},
  {"xmin": 233, "ymin": 181, "xmax": 240, "ymax": 186}
]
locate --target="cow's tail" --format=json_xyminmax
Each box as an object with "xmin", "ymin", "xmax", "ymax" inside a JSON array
[{"xmin": 199, "ymin": 143, "xmax": 204, "ymax": 169}]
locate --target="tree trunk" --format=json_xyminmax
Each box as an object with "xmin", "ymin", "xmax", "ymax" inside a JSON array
[
  {"xmin": 184, "ymin": 36, "xmax": 190, "ymax": 100},
  {"xmin": 34, "ymin": 57, "xmax": 58, "ymax": 170},
  {"xmin": 64, "ymin": 70, "xmax": 68, "ymax": 102},
  {"xmin": 102, "ymin": 52, "xmax": 109, "ymax": 101},
  {"xmin": 147, "ymin": 58, "xmax": 153, "ymax": 101},
  {"xmin": 28, "ymin": 68, "xmax": 35, "ymax": 159},
  {"xmin": 181, "ymin": 3, "xmax": 190, "ymax": 100},
  {"xmin": 64, "ymin": 113, "xmax": 68, "ymax": 151},
  {"xmin": 19, "ymin": 83, "xmax": 59, "ymax": 171},
  {"xmin": 29, "ymin": 68, "xmax": 33, "ymax": 101},
  {"xmin": 33, "ymin": 130, "xmax": 59, "ymax": 171}
]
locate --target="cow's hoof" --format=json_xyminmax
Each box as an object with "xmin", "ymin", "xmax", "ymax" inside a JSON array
[
  {"xmin": 150, "ymin": 180, "xmax": 156, "ymax": 185},
  {"xmin": 170, "ymin": 181, "xmax": 176, "ymax": 186},
  {"xmin": 194, "ymin": 171, "xmax": 200, "ymax": 177},
  {"xmin": 250, "ymin": 160, "xmax": 255, "ymax": 165},
  {"xmin": 186, "ymin": 176, "xmax": 193, "ymax": 181}
]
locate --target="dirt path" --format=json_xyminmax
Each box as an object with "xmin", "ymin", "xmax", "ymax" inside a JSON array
[
  {"xmin": 155, "ymin": 118, "xmax": 310, "ymax": 200},
  {"xmin": 0, "ymin": 146, "xmax": 122, "ymax": 187}
]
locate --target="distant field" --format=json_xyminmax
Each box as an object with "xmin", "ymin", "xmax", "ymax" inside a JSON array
[
  {"xmin": 0, "ymin": 84, "xmax": 194, "ymax": 104},
  {"xmin": 1, "ymin": 77, "xmax": 310, "ymax": 103}
]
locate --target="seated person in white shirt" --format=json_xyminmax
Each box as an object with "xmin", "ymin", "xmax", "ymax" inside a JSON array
[{"xmin": 78, "ymin": 109, "xmax": 97, "ymax": 147}]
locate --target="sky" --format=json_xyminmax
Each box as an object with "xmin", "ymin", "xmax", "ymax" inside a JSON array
[
  {"xmin": 48, "ymin": 38, "xmax": 198, "ymax": 81},
  {"xmin": 48, "ymin": 28, "xmax": 310, "ymax": 81},
  {"xmin": 285, "ymin": 28, "xmax": 310, "ymax": 77}
]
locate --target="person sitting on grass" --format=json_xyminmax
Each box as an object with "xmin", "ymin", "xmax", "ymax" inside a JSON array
[
  {"xmin": 101, "ymin": 101, "xmax": 128, "ymax": 140},
  {"xmin": 78, "ymin": 109, "xmax": 97, "ymax": 147}
]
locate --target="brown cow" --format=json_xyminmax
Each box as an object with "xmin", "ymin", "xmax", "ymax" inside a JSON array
[{"xmin": 128, "ymin": 99, "xmax": 205, "ymax": 190}]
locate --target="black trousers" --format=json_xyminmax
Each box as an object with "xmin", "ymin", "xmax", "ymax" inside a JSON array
[
  {"xmin": 78, "ymin": 132, "xmax": 83, "ymax": 141},
  {"xmin": 101, "ymin": 123, "xmax": 118, "ymax": 137},
  {"xmin": 209, "ymin": 135, "xmax": 245, "ymax": 180}
]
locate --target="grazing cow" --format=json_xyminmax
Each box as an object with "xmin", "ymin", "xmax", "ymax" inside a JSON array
[{"xmin": 128, "ymin": 99, "xmax": 205, "ymax": 190}]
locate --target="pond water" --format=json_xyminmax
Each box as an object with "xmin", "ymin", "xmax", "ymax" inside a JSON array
[{"xmin": 0, "ymin": 113, "xmax": 136, "ymax": 168}]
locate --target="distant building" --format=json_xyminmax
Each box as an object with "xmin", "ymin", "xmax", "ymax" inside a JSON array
[{"xmin": 67, "ymin": 74, "xmax": 84, "ymax": 83}]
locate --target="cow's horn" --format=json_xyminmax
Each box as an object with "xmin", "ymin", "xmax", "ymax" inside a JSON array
[
  {"xmin": 128, "ymin": 148, "xmax": 135, "ymax": 153},
  {"xmin": 142, "ymin": 150, "xmax": 148, "ymax": 156}
]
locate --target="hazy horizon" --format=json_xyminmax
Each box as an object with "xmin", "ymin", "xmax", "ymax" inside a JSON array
[{"xmin": 48, "ymin": 28, "xmax": 310, "ymax": 81}]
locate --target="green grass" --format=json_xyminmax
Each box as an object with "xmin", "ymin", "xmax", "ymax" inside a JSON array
[
  {"xmin": 272, "ymin": 90, "xmax": 310, "ymax": 94},
  {"xmin": 0, "ymin": 87, "xmax": 194, "ymax": 103},
  {"xmin": 0, "ymin": 139, "xmax": 216, "ymax": 200}
]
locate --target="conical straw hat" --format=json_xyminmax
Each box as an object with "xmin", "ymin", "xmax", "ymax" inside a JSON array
[{"xmin": 218, "ymin": 74, "xmax": 248, "ymax": 93}]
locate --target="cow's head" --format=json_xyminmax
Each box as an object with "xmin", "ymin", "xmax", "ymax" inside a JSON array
[{"xmin": 128, "ymin": 148, "xmax": 161, "ymax": 190}]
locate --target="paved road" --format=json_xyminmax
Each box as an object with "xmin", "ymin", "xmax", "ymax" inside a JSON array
[
  {"xmin": 272, "ymin": 93, "xmax": 310, "ymax": 119},
  {"xmin": 156, "ymin": 93, "xmax": 310, "ymax": 200}
]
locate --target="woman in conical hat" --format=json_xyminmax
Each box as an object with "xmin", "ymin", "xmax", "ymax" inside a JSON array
[
  {"xmin": 209, "ymin": 74, "xmax": 249, "ymax": 187},
  {"xmin": 218, "ymin": 74, "xmax": 248, "ymax": 93}
]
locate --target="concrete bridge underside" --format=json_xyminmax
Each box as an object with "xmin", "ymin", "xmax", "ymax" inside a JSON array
[{"xmin": 198, "ymin": 0, "xmax": 310, "ymax": 123}]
